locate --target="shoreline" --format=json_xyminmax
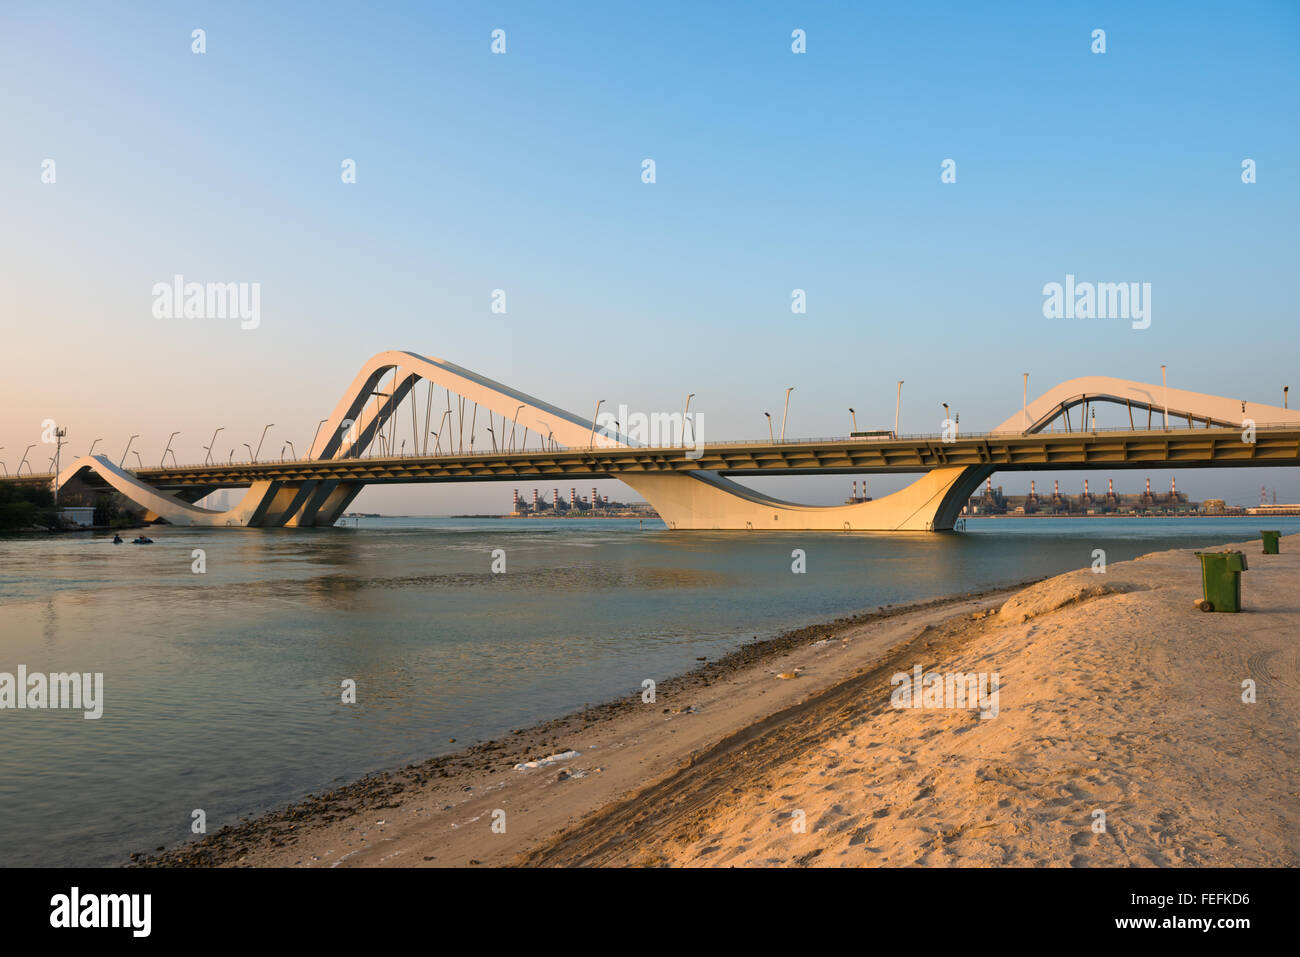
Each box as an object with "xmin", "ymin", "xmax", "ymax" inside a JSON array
[
  {"xmin": 131, "ymin": 580, "xmax": 1038, "ymax": 867},
  {"xmin": 134, "ymin": 532, "xmax": 1299, "ymax": 868}
]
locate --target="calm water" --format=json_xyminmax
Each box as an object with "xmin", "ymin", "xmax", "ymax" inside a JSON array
[{"xmin": 1, "ymin": 515, "xmax": 1295, "ymax": 866}]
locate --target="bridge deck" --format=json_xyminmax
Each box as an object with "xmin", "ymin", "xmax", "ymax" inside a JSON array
[{"xmin": 13, "ymin": 427, "xmax": 1298, "ymax": 489}]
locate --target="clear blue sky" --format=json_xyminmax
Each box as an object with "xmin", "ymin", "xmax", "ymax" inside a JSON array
[{"xmin": 2, "ymin": 1, "xmax": 1297, "ymax": 511}]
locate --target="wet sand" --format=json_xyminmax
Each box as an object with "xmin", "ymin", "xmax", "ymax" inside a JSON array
[{"xmin": 135, "ymin": 534, "xmax": 1298, "ymax": 868}]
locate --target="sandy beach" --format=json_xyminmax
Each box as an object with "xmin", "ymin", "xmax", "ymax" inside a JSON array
[{"xmin": 139, "ymin": 533, "xmax": 1299, "ymax": 868}]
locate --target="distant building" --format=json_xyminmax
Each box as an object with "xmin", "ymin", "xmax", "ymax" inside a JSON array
[{"xmin": 58, "ymin": 507, "xmax": 96, "ymax": 527}]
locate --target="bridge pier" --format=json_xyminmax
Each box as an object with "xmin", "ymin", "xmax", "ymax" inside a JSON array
[{"xmin": 620, "ymin": 466, "xmax": 992, "ymax": 531}]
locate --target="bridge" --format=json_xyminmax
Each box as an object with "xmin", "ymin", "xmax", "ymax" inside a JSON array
[{"xmin": 8, "ymin": 350, "xmax": 1300, "ymax": 531}]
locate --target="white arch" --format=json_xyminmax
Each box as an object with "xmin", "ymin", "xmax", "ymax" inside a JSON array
[
  {"xmin": 55, "ymin": 455, "xmax": 288, "ymax": 526},
  {"xmin": 993, "ymin": 376, "xmax": 1300, "ymax": 434},
  {"xmin": 310, "ymin": 350, "xmax": 633, "ymax": 460}
]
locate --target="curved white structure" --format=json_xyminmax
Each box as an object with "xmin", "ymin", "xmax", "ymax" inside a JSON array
[
  {"xmin": 993, "ymin": 376, "xmax": 1300, "ymax": 434},
  {"xmin": 51, "ymin": 357, "xmax": 1300, "ymax": 531}
]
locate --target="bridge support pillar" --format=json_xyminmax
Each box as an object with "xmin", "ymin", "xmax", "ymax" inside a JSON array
[{"xmin": 620, "ymin": 466, "xmax": 992, "ymax": 532}]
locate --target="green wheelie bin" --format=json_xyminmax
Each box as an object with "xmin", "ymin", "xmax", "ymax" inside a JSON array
[
  {"xmin": 1260, "ymin": 530, "xmax": 1280, "ymax": 554},
  {"xmin": 1193, "ymin": 550, "xmax": 1248, "ymax": 612}
]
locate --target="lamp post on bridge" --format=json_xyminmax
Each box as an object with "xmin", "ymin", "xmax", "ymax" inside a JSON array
[
  {"xmin": 253, "ymin": 424, "xmax": 274, "ymax": 463},
  {"xmin": 436, "ymin": 411, "xmax": 452, "ymax": 453},
  {"xmin": 52, "ymin": 428, "xmax": 67, "ymax": 504},
  {"xmin": 486, "ymin": 426, "xmax": 495, "ymax": 453},
  {"xmin": 588, "ymin": 400, "xmax": 605, "ymax": 449},
  {"xmin": 310, "ymin": 419, "xmax": 328, "ymax": 458},
  {"xmin": 243, "ymin": 443, "xmax": 254, "ymax": 462},
  {"xmin": 780, "ymin": 388, "xmax": 793, "ymax": 442},
  {"xmin": 894, "ymin": 381, "xmax": 904, "ymax": 437},
  {"xmin": 1023, "ymin": 373, "xmax": 1029, "ymax": 431},
  {"xmin": 764, "ymin": 412, "xmax": 774, "ymax": 443},
  {"xmin": 849, "ymin": 408, "xmax": 857, "ymax": 434},
  {"xmin": 1285, "ymin": 386, "xmax": 1290, "ymax": 410},
  {"xmin": 119, "ymin": 434, "xmax": 139, "ymax": 468},
  {"xmin": 0, "ymin": 448, "xmax": 6, "ymax": 477},
  {"xmin": 17, "ymin": 445, "xmax": 35, "ymax": 476},
  {"xmin": 161, "ymin": 432, "xmax": 180, "ymax": 468},
  {"xmin": 283, "ymin": 440, "xmax": 296, "ymax": 461},
  {"xmin": 204, "ymin": 428, "xmax": 223, "ymax": 466},
  {"xmin": 942, "ymin": 403, "xmax": 950, "ymax": 435},
  {"xmin": 511, "ymin": 404, "xmax": 525, "ymax": 452},
  {"xmin": 1161, "ymin": 365, "xmax": 1168, "ymax": 430},
  {"xmin": 88, "ymin": 437, "xmax": 102, "ymax": 457},
  {"xmin": 683, "ymin": 394, "xmax": 695, "ymax": 447}
]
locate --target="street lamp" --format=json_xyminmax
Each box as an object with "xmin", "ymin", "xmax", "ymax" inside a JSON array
[
  {"xmin": 283, "ymin": 440, "xmax": 296, "ymax": 460},
  {"xmin": 1285, "ymin": 386, "xmax": 1290, "ymax": 410},
  {"xmin": 895, "ymin": 381, "xmax": 904, "ymax": 436},
  {"xmin": 132, "ymin": 451, "xmax": 144, "ymax": 470},
  {"xmin": 1161, "ymin": 365, "xmax": 1168, "ymax": 430},
  {"xmin": 683, "ymin": 393, "xmax": 695, "ymax": 447},
  {"xmin": 511, "ymin": 404, "xmax": 525, "ymax": 452},
  {"xmin": 780, "ymin": 387, "xmax": 793, "ymax": 442},
  {"xmin": 161, "ymin": 432, "xmax": 180, "ymax": 467},
  {"xmin": 942, "ymin": 402, "xmax": 950, "ymax": 431},
  {"xmin": 243, "ymin": 443, "xmax": 254, "ymax": 461},
  {"xmin": 485, "ymin": 426, "xmax": 496, "ymax": 452},
  {"xmin": 1023, "ymin": 373, "xmax": 1029, "ymax": 431},
  {"xmin": 205, "ymin": 428, "xmax": 223, "ymax": 465},
  {"xmin": 436, "ymin": 410, "xmax": 452, "ymax": 453},
  {"xmin": 764, "ymin": 412, "xmax": 774, "ymax": 442},
  {"xmin": 254, "ymin": 423, "xmax": 274, "ymax": 463},
  {"xmin": 849, "ymin": 408, "xmax": 857, "ymax": 433},
  {"xmin": 310, "ymin": 418, "xmax": 328, "ymax": 458},
  {"xmin": 588, "ymin": 400, "xmax": 605, "ymax": 449},
  {"xmin": 52, "ymin": 428, "xmax": 67, "ymax": 503},
  {"xmin": 88, "ymin": 437, "xmax": 103, "ymax": 457},
  {"xmin": 18, "ymin": 445, "xmax": 35, "ymax": 476},
  {"xmin": 119, "ymin": 434, "xmax": 139, "ymax": 468}
]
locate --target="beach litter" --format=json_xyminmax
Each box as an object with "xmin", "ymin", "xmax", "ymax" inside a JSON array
[{"xmin": 513, "ymin": 750, "xmax": 580, "ymax": 771}]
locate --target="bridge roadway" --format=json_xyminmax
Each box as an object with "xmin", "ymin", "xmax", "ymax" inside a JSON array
[{"xmin": 17, "ymin": 425, "xmax": 1299, "ymax": 492}]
